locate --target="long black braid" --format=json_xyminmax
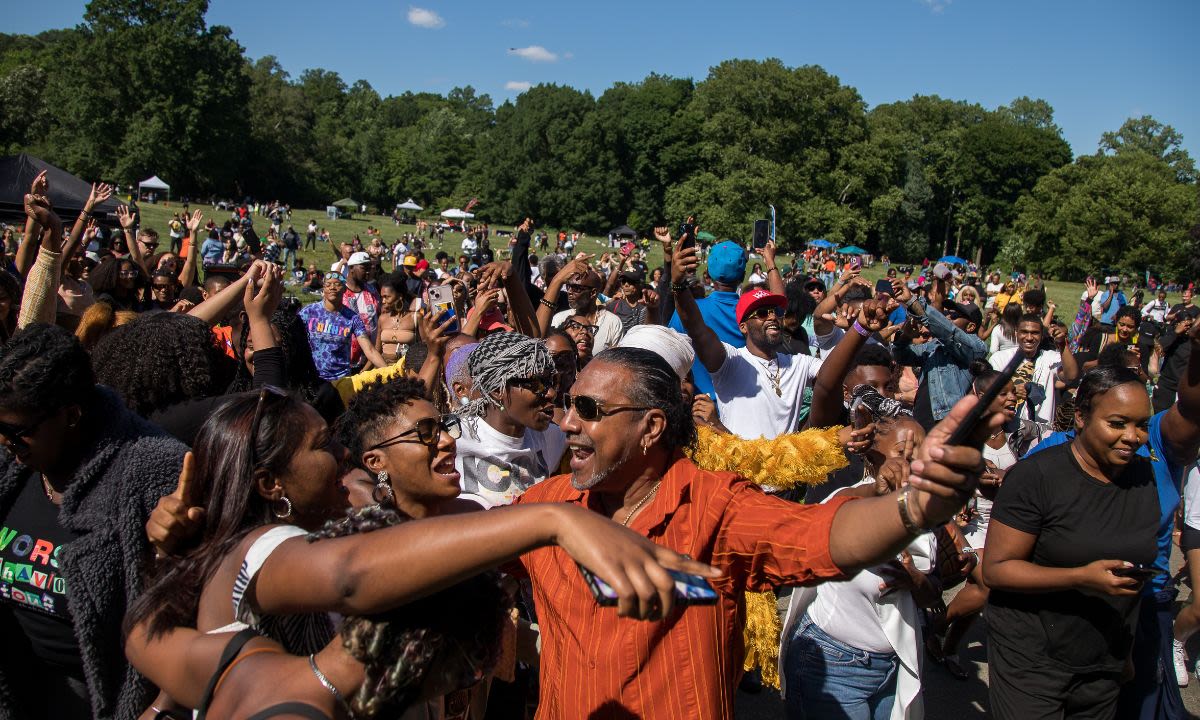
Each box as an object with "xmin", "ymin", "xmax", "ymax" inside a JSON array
[{"xmin": 306, "ymin": 505, "xmax": 511, "ymax": 718}]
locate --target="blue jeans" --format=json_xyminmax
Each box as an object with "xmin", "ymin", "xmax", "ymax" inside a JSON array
[{"xmin": 785, "ymin": 613, "xmax": 899, "ymax": 720}]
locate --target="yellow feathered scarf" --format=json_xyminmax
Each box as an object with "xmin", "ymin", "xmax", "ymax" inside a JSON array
[{"xmin": 686, "ymin": 423, "xmax": 848, "ymax": 689}]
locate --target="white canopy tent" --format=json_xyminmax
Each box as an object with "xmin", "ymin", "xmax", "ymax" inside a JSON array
[
  {"xmin": 396, "ymin": 198, "xmax": 423, "ymax": 211},
  {"xmin": 137, "ymin": 175, "xmax": 170, "ymax": 202},
  {"xmin": 440, "ymin": 208, "xmax": 474, "ymax": 219}
]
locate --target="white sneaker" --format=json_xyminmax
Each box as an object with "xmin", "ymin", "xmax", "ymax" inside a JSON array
[{"xmin": 1174, "ymin": 639, "xmax": 1189, "ymax": 687}]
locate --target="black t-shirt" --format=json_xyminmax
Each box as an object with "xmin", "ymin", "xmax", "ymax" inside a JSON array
[
  {"xmin": 1169, "ymin": 303, "xmax": 1200, "ymax": 321},
  {"xmin": 987, "ymin": 442, "xmax": 1158, "ymax": 674},
  {"xmin": 0, "ymin": 475, "xmax": 83, "ymax": 672}
]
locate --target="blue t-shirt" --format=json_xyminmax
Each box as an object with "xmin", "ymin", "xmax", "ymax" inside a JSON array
[
  {"xmin": 669, "ymin": 290, "xmax": 743, "ymax": 397},
  {"xmin": 1025, "ymin": 412, "xmax": 1182, "ymax": 594},
  {"xmin": 1098, "ymin": 291, "xmax": 1128, "ymax": 325},
  {"xmin": 299, "ymin": 303, "xmax": 366, "ymax": 380}
]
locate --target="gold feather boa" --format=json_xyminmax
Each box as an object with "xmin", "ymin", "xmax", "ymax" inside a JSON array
[{"xmin": 686, "ymin": 424, "xmax": 849, "ymax": 689}]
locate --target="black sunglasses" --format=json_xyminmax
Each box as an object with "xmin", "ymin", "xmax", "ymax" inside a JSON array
[
  {"xmin": 0, "ymin": 415, "xmax": 50, "ymax": 452},
  {"xmin": 509, "ymin": 375, "xmax": 559, "ymax": 398},
  {"xmin": 247, "ymin": 386, "xmax": 290, "ymax": 469},
  {"xmin": 746, "ymin": 306, "xmax": 780, "ymax": 320},
  {"xmin": 368, "ymin": 415, "xmax": 461, "ymax": 451},
  {"xmin": 563, "ymin": 282, "xmax": 597, "ymax": 294},
  {"xmin": 563, "ymin": 394, "xmax": 651, "ymax": 421}
]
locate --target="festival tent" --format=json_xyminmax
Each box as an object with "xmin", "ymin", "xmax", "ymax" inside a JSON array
[
  {"xmin": 696, "ymin": 230, "xmax": 717, "ymax": 241},
  {"xmin": 938, "ymin": 255, "xmax": 968, "ymax": 265},
  {"xmin": 609, "ymin": 225, "xmax": 637, "ymax": 238},
  {"xmin": 807, "ymin": 238, "xmax": 836, "ymax": 249},
  {"xmin": 839, "ymin": 246, "xmax": 868, "ymax": 255},
  {"xmin": 395, "ymin": 199, "xmax": 423, "ymax": 211},
  {"xmin": 440, "ymin": 208, "xmax": 475, "ymax": 219},
  {"xmin": 0, "ymin": 153, "xmax": 122, "ymax": 225},
  {"xmin": 332, "ymin": 198, "xmax": 359, "ymax": 209},
  {"xmin": 137, "ymin": 174, "xmax": 170, "ymax": 201}
]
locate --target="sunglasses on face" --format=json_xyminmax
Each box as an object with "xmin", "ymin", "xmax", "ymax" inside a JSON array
[
  {"xmin": 563, "ymin": 394, "xmax": 651, "ymax": 421},
  {"xmin": 563, "ymin": 282, "xmax": 596, "ymax": 294},
  {"xmin": 368, "ymin": 415, "xmax": 461, "ymax": 450},
  {"xmin": 746, "ymin": 307, "xmax": 780, "ymax": 321},
  {"xmin": 152, "ymin": 283, "xmax": 172, "ymax": 291},
  {"xmin": 0, "ymin": 415, "xmax": 49, "ymax": 452},
  {"xmin": 509, "ymin": 375, "xmax": 559, "ymax": 398},
  {"xmin": 140, "ymin": 241, "xmax": 159, "ymax": 251}
]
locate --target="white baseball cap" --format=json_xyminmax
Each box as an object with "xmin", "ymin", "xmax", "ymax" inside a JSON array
[{"xmin": 348, "ymin": 251, "xmax": 371, "ymax": 266}]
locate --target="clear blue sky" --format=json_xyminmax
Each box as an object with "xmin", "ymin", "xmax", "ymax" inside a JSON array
[{"xmin": 10, "ymin": 0, "xmax": 1199, "ymax": 159}]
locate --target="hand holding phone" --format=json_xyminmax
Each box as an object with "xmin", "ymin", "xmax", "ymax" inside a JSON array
[{"xmin": 580, "ymin": 564, "xmax": 718, "ymax": 609}]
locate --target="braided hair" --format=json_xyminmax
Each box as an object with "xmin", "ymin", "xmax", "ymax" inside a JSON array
[
  {"xmin": 307, "ymin": 505, "xmax": 511, "ymax": 718},
  {"xmin": 461, "ymin": 331, "xmax": 554, "ymax": 419}
]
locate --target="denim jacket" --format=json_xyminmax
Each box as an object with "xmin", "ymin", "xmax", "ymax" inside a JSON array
[{"xmin": 893, "ymin": 301, "xmax": 988, "ymax": 421}]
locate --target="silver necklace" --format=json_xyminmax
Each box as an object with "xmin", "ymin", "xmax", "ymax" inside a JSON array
[{"xmin": 308, "ymin": 654, "xmax": 352, "ymax": 714}]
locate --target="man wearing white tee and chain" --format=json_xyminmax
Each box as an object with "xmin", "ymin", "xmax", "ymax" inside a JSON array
[{"xmin": 670, "ymin": 235, "xmax": 895, "ymax": 440}]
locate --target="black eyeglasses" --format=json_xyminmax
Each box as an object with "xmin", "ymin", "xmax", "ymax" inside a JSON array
[
  {"xmin": 563, "ymin": 282, "xmax": 596, "ymax": 294},
  {"xmin": 563, "ymin": 320, "xmax": 598, "ymax": 335},
  {"xmin": 368, "ymin": 415, "xmax": 461, "ymax": 451},
  {"xmin": 509, "ymin": 375, "xmax": 559, "ymax": 398},
  {"xmin": 151, "ymin": 284, "xmax": 173, "ymax": 291},
  {"xmin": 563, "ymin": 394, "xmax": 651, "ymax": 421},
  {"xmin": 140, "ymin": 241, "xmax": 159, "ymax": 251},
  {"xmin": 0, "ymin": 415, "xmax": 49, "ymax": 452},
  {"xmin": 746, "ymin": 306, "xmax": 780, "ymax": 320},
  {"xmin": 247, "ymin": 386, "xmax": 289, "ymax": 469}
]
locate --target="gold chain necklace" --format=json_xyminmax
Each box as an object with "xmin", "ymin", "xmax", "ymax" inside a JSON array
[
  {"xmin": 622, "ymin": 481, "xmax": 663, "ymax": 527},
  {"xmin": 40, "ymin": 475, "xmax": 56, "ymax": 502},
  {"xmin": 757, "ymin": 358, "xmax": 783, "ymax": 396}
]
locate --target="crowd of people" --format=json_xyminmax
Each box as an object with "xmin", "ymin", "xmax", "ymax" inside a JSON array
[{"xmin": 1, "ymin": 171, "xmax": 1199, "ymax": 720}]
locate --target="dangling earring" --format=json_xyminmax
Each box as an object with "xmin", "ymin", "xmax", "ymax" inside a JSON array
[
  {"xmin": 641, "ymin": 443, "xmax": 648, "ymax": 456},
  {"xmin": 373, "ymin": 471, "xmax": 394, "ymax": 505},
  {"xmin": 272, "ymin": 495, "xmax": 293, "ymax": 519}
]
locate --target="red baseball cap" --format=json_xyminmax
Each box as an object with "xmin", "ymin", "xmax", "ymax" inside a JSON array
[
  {"xmin": 735, "ymin": 288, "xmax": 787, "ymax": 324},
  {"xmin": 414, "ymin": 259, "xmax": 430, "ymax": 272}
]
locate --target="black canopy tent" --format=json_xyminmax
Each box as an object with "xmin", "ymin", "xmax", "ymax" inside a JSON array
[
  {"xmin": 0, "ymin": 154, "xmax": 122, "ymax": 226},
  {"xmin": 609, "ymin": 225, "xmax": 637, "ymax": 238}
]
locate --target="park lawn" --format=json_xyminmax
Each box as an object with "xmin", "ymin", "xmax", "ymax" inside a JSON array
[{"xmin": 129, "ymin": 200, "xmax": 1178, "ymax": 321}]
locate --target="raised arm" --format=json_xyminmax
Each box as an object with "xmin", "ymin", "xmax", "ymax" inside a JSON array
[
  {"xmin": 115, "ymin": 204, "xmax": 142, "ymax": 266},
  {"xmin": 812, "ymin": 270, "xmax": 862, "ymax": 336},
  {"xmin": 535, "ymin": 254, "xmax": 592, "ymax": 336},
  {"xmin": 17, "ymin": 190, "xmax": 65, "ymax": 329},
  {"xmin": 1160, "ymin": 319, "xmax": 1200, "ymax": 466},
  {"xmin": 416, "ymin": 308, "xmax": 454, "ymax": 399},
  {"xmin": 188, "ymin": 261, "xmax": 262, "ymax": 326},
  {"xmin": 762, "ymin": 240, "xmax": 785, "ymax": 296},
  {"xmin": 483, "ymin": 261, "xmax": 537, "ymax": 337},
  {"xmin": 63, "ymin": 182, "xmax": 113, "ymax": 261},
  {"xmin": 667, "ymin": 232, "xmax": 727, "ymax": 374},
  {"xmin": 14, "ymin": 171, "xmax": 48, "ymax": 277},
  {"xmin": 806, "ymin": 297, "xmax": 895, "ymax": 429},
  {"xmin": 178, "ymin": 210, "xmax": 203, "ymax": 287}
]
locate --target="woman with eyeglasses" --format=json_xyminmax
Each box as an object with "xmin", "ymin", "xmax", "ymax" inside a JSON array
[
  {"xmin": 88, "ymin": 256, "xmax": 150, "ymax": 312},
  {"xmin": 0, "ymin": 323, "xmax": 186, "ymax": 719},
  {"xmin": 454, "ymin": 331, "xmax": 567, "ymax": 508},
  {"xmin": 136, "ymin": 383, "xmax": 718, "ymax": 716}
]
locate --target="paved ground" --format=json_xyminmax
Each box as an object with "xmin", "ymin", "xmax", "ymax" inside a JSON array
[{"xmin": 735, "ymin": 544, "xmax": 1200, "ymax": 718}]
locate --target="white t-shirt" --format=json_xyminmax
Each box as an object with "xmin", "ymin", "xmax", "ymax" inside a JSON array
[
  {"xmin": 986, "ymin": 282, "xmax": 1004, "ymax": 296},
  {"xmin": 552, "ymin": 308, "xmax": 625, "ymax": 354},
  {"xmin": 807, "ymin": 480, "xmax": 937, "ymax": 653},
  {"xmin": 454, "ymin": 418, "xmax": 567, "ymax": 508},
  {"xmin": 709, "ymin": 343, "xmax": 823, "ymax": 440},
  {"xmin": 1184, "ymin": 463, "xmax": 1200, "ymax": 532}
]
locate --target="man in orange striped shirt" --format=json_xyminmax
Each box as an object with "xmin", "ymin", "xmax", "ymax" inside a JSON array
[{"xmin": 514, "ymin": 346, "xmax": 993, "ymax": 719}]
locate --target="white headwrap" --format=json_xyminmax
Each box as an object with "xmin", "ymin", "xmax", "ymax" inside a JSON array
[{"xmin": 618, "ymin": 325, "xmax": 695, "ymax": 380}]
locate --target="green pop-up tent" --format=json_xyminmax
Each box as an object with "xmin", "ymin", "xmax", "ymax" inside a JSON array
[
  {"xmin": 332, "ymin": 198, "xmax": 359, "ymax": 209},
  {"xmin": 839, "ymin": 245, "xmax": 868, "ymax": 255}
]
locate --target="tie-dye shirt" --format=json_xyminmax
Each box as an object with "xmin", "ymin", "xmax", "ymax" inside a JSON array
[{"xmin": 299, "ymin": 303, "xmax": 366, "ymax": 380}]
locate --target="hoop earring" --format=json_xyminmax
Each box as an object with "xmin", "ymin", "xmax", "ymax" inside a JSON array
[
  {"xmin": 373, "ymin": 471, "xmax": 394, "ymax": 505},
  {"xmin": 272, "ymin": 495, "xmax": 293, "ymax": 519}
]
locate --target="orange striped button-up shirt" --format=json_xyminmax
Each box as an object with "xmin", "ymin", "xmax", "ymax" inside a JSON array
[{"xmin": 513, "ymin": 455, "xmax": 852, "ymax": 719}]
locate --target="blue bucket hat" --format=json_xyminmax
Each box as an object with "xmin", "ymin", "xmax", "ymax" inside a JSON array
[{"xmin": 706, "ymin": 241, "xmax": 747, "ymax": 285}]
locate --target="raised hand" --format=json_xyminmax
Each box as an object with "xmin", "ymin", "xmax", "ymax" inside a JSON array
[
  {"xmin": 245, "ymin": 263, "xmax": 284, "ymax": 319},
  {"xmin": 30, "ymin": 170, "xmax": 47, "ymax": 198},
  {"xmin": 146, "ymin": 452, "xmax": 205, "ymax": 557},
  {"xmin": 473, "ymin": 287, "xmax": 502, "ymax": 316},
  {"xmin": 904, "ymin": 394, "xmax": 996, "ymax": 529},
  {"xmin": 762, "ymin": 239, "xmax": 777, "ymax": 268},
  {"xmin": 186, "ymin": 209, "xmax": 204, "ymax": 236},
  {"xmin": 417, "ymin": 307, "xmax": 456, "ymax": 360},
  {"xmin": 857, "ymin": 297, "xmax": 892, "ymax": 332},
  {"xmin": 1085, "ymin": 277, "xmax": 1099, "ymax": 301},
  {"xmin": 670, "ymin": 236, "xmax": 700, "ymax": 280},
  {"xmin": 85, "ymin": 182, "xmax": 114, "ymax": 212},
  {"xmin": 115, "ymin": 204, "xmax": 137, "ymax": 230}
]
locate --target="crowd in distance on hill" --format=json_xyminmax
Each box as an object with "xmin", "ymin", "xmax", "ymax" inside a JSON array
[{"xmin": 3, "ymin": 172, "xmax": 1200, "ymax": 720}]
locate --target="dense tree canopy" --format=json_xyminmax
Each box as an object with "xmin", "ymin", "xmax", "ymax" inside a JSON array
[{"xmin": 1, "ymin": 0, "xmax": 1196, "ymax": 276}]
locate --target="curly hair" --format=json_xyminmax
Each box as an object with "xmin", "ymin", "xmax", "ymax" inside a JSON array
[
  {"xmin": 335, "ymin": 378, "xmax": 428, "ymax": 467},
  {"xmin": 227, "ymin": 304, "xmax": 323, "ymax": 399},
  {"xmin": 308, "ymin": 505, "xmax": 510, "ymax": 718},
  {"xmin": 88, "ymin": 256, "xmax": 147, "ymax": 297},
  {"xmin": 92, "ymin": 311, "xmax": 231, "ymax": 417},
  {"xmin": 0, "ymin": 323, "xmax": 96, "ymax": 414}
]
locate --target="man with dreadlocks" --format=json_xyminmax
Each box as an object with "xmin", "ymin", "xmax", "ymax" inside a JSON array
[{"xmin": 454, "ymin": 331, "xmax": 568, "ymax": 507}]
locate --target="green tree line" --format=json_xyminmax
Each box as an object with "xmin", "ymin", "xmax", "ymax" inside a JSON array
[{"xmin": 1, "ymin": 0, "xmax": 1196, "ymax": 278}]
